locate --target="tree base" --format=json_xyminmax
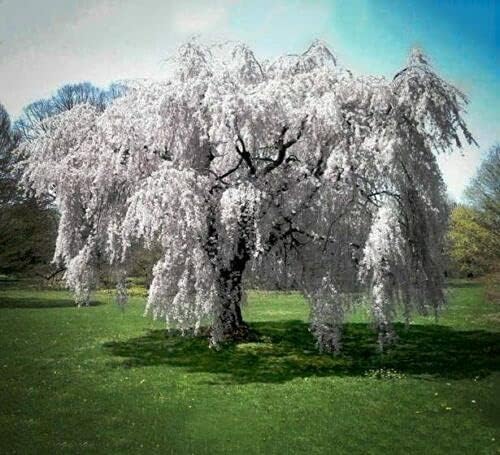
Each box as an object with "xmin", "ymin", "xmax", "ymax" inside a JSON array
[{"xmin": 216, "ymin": 321, "xmax": 259, "ymax": 343}]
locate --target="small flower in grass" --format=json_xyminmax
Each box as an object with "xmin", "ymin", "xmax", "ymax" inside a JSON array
[
  {"xmin": 471, "ymin": 399, "xmax": 476, "ymax": 404},
  {"xmin": 445, "ymin": 406, "xmax": 452, "ymax": 411},
  {"xmin": 365, "ymin": 368, "xmax": 405, "ymax": 380}
]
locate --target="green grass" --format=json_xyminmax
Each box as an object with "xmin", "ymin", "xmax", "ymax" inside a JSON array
[{"xmin": 0, "ymin": 279, "xmax": 499, "ymax": 454}]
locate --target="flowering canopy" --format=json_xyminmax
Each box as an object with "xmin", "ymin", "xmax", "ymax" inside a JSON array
[{"xmin": 19, "ymin": 40, "xmax": 474, "ymax": 351}]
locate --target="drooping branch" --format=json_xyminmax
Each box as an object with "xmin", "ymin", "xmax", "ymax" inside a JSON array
[{"xmin": 361, "ymin": 189, "xmax": 402, "ymax": 207}]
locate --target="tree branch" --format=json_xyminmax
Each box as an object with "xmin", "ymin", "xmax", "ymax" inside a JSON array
[
  {"xmin": 235, "ymin": 134, "xmax": 256, "ymax": 176},
  {"xmin": 35, "ymin": 266, "xmax": 66, "ymax": 281},
  {"xmin": 219, "ymin": 157, "xmax": 244, "ymax": 181},
  {"xmin": 263, "ymin": 118, "xmax": 307, "ymax": 176}
]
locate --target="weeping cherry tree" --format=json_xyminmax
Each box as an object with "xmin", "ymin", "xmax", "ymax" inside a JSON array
[{"xmin": 19, "ymin": 40, "xmax": 475, "ymax": 351}]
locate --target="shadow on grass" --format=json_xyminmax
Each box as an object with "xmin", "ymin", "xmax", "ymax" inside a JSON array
[
  {"xmin": 103, "ymin": 320, "xmax": 500, "ymax": 384},
  {"xmin": 0, "ymin": 296, "xmax": 103, "ymax": 309}
]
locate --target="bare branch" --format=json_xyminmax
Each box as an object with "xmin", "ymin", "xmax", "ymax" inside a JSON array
[
  {"xmin": 263, "ymin": 117, "xmax": 307, "ymax": 175},
  {"xmin": 219, "ymin": 157, "xmax": 244, "ymax": 180},
  {"xmin": 34, "ymin": 267, "xmax": 66, "ymax": 281},
  {"xmin": 235, "ymin": 134, "xmax": 256, "ymax": 176}
]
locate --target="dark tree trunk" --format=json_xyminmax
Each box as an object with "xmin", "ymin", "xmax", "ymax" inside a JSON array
[
  {"xmin": 215, "ymin": 267, "xmax": 250, "ymax": 340},
  {"xmin": 214, "ymin": 223, "xmax": 255, "ymax": 340},
  {"xmin": 204, "ymin": 195, "xmax": 254, "ymax": 342}
]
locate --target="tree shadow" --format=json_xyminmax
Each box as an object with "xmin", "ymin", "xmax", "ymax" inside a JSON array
[
  {"xmin": 0, "ymin": 296, "xmax": 103, "ymax": 309},
  {"xmin": 103, "ymin": 320, "xmax": 500, "ymax": 384}
]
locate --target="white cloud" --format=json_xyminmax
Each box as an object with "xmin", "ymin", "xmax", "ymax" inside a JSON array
[
  {"xmin": 173, "ymin": 5, "xmax": 228, "ymax": 33},
  {"xmin": 0, "ymin": 0, "xmax": 234, "ymax": 117}
]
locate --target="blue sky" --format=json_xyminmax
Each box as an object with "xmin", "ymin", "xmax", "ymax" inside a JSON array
[{"xmin": 1, "ymin": 0, "xmax": 498, "ymax": 199}]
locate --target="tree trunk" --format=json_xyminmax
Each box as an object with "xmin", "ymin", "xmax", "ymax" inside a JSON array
[
  {"xmin": 212, "ymin": 224, "xmax": 253, "ymax": 341},
  {"xmin": 213, "ymin": 264, "xmax": 251, "ymax": 341},
  {"xmin": 205, "ymin": 198, "xmax": 254, "ymax": 342}
]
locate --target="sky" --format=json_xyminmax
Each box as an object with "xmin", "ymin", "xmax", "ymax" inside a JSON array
[{"xmin": 0, "ymin": 0, "xmax": 498, "ymax": 200}]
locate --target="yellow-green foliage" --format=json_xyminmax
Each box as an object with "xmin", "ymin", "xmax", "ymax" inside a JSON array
[{"xmin": 448, "ymin": 205, "xmax": 499, "ymax": 276}]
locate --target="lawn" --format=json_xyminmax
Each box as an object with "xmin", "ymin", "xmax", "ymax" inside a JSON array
[{"xmin": 0, "ymin": 279, "xmax": 499, "ymax": 454}]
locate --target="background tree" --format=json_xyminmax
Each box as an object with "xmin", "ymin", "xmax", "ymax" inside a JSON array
[
  {"xmin": 15, "ymin": 82, "xmax": 126, "ymax": 141},
  {"xmin": 448, "ymin": 204, "xmax": 498, "ymax": 277},
  {"xmin": 465, "ymin": 145, "xmax": 500, "ymax": 233},
  {"xmin": 448, "ymin": 145, "xmax": 500, "ymax": 278},
  {"xmin": 19, "ymin": 41, "xmax": 474, "ymax": 351},
  {"xmin": 0, "ymin": 103, "xmax": 58, "ymax": 277}
]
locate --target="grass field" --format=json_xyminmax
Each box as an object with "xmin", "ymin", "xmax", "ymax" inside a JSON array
[{"xmin": 0, "ymin": 279, "xmax": 499, "ymax": 454}]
